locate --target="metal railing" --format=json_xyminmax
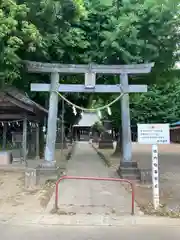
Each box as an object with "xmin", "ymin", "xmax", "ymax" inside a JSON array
[{"xmin": 55, "ymin": 175, "xmax": 135, "ymax": 215}]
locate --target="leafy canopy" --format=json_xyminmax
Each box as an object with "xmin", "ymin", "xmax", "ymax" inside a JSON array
[
  {"xmin": 0, "ymin": 0, "xmax": 179, "ymax": 126},
  {"xmin": 0, "ymin": 0, "xmax": 41, "ymax": 84}
]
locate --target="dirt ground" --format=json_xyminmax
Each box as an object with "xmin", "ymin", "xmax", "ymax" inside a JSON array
[
  {"xmin": 0, "ymin": 171, "xmax": 55, "ymax": 215},
  {"xmin": 94, "ymin": 143, "xmax": 180, "ymax": 216},
  {"xmin": 0, "ymin": 145, "xmax": 73, "ymax": 216}
]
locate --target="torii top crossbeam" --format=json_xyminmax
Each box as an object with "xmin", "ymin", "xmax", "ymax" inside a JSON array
[{"xmin": 25, "ymin": 61, "xmax": 154, "ymax": 74}]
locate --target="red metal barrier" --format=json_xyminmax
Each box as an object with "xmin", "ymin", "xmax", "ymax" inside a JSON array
[{"xmin": 55, "ymin": 176, "xmax": 135, "ymax": 215}]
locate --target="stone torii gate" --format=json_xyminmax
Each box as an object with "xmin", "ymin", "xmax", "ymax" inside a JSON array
[{"xmin": 26, "ymin": 61, "xmax": 154, "ymax": 177}]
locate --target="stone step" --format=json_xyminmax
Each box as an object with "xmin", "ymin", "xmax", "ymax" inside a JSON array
[
  {"xmin": 119, "ymin": 173, "xmax": 140, "ymax": 181},
  {"xmin": 117, "ymin": 167, "xmax": 141, "ymax": 181},
  {"xmin": 120, "ymin": 166, "xmax": 140, "ymax": 172},
  {"xmin": 55, "ymin": 204, "xmax": 133, "ymax": 216}
]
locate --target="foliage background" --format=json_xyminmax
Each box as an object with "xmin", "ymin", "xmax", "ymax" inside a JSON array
[{"xmin": 0, "ymin": 0, "xmax": 179, "ymax": 127}]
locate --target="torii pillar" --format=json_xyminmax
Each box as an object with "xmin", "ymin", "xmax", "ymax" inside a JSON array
[{"xmin": 44, "ymin": 72, "xmax": 59, "ymax": 166}]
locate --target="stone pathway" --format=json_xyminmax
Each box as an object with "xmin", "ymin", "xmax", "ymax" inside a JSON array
[{"xmin": 51, "ymin": 142, "xmax": 139, "ymax": 216}]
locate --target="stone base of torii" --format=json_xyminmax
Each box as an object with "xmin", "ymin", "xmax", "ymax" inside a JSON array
[{"xmin": 25, "ymin": 61, "xmax": 154, "ymax": 180}]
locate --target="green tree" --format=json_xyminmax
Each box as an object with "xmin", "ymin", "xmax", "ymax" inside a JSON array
[
  {"xmin": 82, "ymin": 0, "xmax": 179, "ymax": 69},
  {"xmin": 0, "ymin": 0, "xmax": 42, "ymax": 85},
  {"xmin": 130, "ymin": 76, "xmax": 180, "ymax": 125},
  {"xmin": 83, "ymin": 0, "xmax": 180, "ymax": 128},
  {"xmin": 1, "ymin": 0, "xmax": 179, "ymax": 128},
  {"xmin": 16, "ymin": 0, "xmax": 89, "ymax": 125}
]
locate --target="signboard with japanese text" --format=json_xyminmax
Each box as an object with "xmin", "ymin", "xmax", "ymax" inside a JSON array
[{"xmin": 137, "ymin": 124, "xmax": 170, "ymax": 144}]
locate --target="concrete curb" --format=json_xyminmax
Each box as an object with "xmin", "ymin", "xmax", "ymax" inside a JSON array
[
  {"xmin": 1, "ymin": 214, "xmax": 180, "ymax": 226},
  {"xmin": 91, "ymin": 144, "xmax": 111, "ymax": 167},
  {"xmin": 37, "ymin": 215, "xmax": 180, "ymax": 226},
  {"xmin": 67, "ymin": 142, "xmax": 76, "ymax": 161}
]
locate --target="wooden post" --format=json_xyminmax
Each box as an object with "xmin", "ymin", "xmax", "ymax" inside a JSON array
[
  {"xmin": 2, "ymin": 123, "xmax": 7, "ymax": 150},
  {"xmin": 23, "ymin": 117, "xmax": 27, "ymax": 165},
  {"xmin": 36, "ymin": 123, "xmax": 40, "ymax": 160}
]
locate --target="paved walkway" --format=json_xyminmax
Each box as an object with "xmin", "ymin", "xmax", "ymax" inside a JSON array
[
  {"xmin": 1, "ymin": 223, "xmax": 180, "ymax": 240},
  {"xmin": 54, "ymin": 142, "xmax": 139, "ymax": 216}
]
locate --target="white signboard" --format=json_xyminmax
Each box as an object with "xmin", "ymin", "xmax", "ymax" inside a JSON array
[{"xmin": 137, "ymin": 123, "xmax": 170, "ymax": 144}]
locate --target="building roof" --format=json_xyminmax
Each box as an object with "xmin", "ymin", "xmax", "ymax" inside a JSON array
[
  {"xmin": 170, "ymin": 121, "xmax": 180, "ymax": 130},
  {"xmin": 171, "ymin": 121, "xmax": 180, "ymax": 126},
  {"xmin": 73, "ymin": 112, "xmax": 100, "ymax": 127},
  {"xmin": 0, "ymin": 86, "xmax": 48, "ymax": 120},
  {"xmin": 3, "ymin": 86, "xmax": 48, "ymax": 114}
]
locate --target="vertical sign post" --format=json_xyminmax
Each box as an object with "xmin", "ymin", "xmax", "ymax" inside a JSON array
[
  {"xmin": 138, "ymin": 123, "xmax": 170, "ymax": 210},
  {"xmin": 152, "ymin": 144, "xmax": 159, "ymax": 209},
  {"xmin": 61, "ymin": 98, "xmax": 64, "ymax": 157}
]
